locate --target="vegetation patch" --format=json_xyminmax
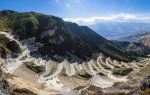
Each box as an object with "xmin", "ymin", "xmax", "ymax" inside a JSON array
[
  {"xmin": 101, "ymin": 63, "xmax": 111, "ymax": 70},
  {"xmin": 78, "ymin": 73, "xmax": 92, "ymax": 79},
  {"xmin": 12, "ymin": 88, "xmax": 37, "ymax": 95},
  {"xmin": 25, "ymin": 62, "xmax": 44, "ymax": 73},
  {"xmin": 112, "ymin": 67, "xmax": 133, "ymax": 76},
  {"xmin": 140, "ymin": 89, "xmax": 150, "ymax": 95}
]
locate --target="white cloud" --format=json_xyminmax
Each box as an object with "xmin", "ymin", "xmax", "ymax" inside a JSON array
[
  {"xmin": 64, "ymin": 13, "xmax": 150, "ymax": 25},
  {"xmin": 111, "ymin": 13, "xmax": 136, "ymax": 20},
  {"xmin": 66, "ymin": 3, "xmax": 71, "ymax": 7}
]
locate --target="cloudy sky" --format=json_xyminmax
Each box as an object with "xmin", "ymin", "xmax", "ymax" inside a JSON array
[{"xmin": 0, "ymin": 0, "xmax": 150, "ymax": 25}]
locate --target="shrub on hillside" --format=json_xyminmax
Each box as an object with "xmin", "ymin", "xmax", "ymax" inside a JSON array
[{"xmin": 112, "ymin": 67, "xmax": 133, "ymax": 76}]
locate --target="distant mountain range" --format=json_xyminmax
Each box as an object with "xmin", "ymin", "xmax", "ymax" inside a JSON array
[
  {"xmin": 117, "ymin": 32, "xmax": 150, "ymax": 42},
  {"xmin": 112, "ymin": 40, "xmax": 150, "ymax": 56},
  {"xmin": 0, "ymin": 10, "xmax": 134, "ymax": 62},
  {"xmin": 116, "ymin": 31, "xmax": 150, "ymax": 48},
  {"xmin": 111, "ymin": 31, "xmax": 150, "ymax": 56},
  {"xmin": 89, "ymin": 21, "xmax": 150, "ymax": 40},
  {"xmin": 88, "ymin": 21, "xmax": 150, "ymax": 56}
]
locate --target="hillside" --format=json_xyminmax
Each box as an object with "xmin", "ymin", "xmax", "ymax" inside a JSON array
[
  {"xmin": 112, "ymin": 40, "xmax": 150, "ymax": 56},
  {"xmin": 0, "ymin": 10, "xmax": 134, "ymax": 62}
]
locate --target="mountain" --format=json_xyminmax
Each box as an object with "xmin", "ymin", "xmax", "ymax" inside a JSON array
[
  {"xmin": 0, "ymin": 10, "xmax": 134, "ymax": 62},
  {"xmin": 1, "ymin": 10, "xmax": 150, "ymax": 95},
  {"xmin": 112, "ymin": 40, "xmax": 150, "ymax": 56},
  {"xmin": 89, "ymin": 21, "xmax": 150, "ymax": 40}
]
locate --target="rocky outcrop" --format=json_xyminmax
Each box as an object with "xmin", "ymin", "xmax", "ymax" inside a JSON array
[
  {"xmin": 0, "ymin": 34, "xmax": 21, "ymax": 58},
  {"xmin": 0, "ymin": 69, "xmax": 11, "ymax": 95},
  {"xmin": 74, "ymin": 85, "xmax": 103, "ymax": 95},
  {"xmin": 140, "ymin": 76, "xmax": 150, "ymax": 90}
]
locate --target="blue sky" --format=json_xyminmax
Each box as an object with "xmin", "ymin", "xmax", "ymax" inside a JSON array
[
  {"xmin": 0, "ymin": 0, "xmax": 150, "ymax": 17},
  {"xmin": 0, "ymin": 0, "xmax": 150, "ymax": 24}
]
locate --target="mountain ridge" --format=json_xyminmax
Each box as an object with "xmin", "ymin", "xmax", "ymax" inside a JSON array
[{"xmin": 0, "ymin": 10, "xmax": 134, "ymax": 62}]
